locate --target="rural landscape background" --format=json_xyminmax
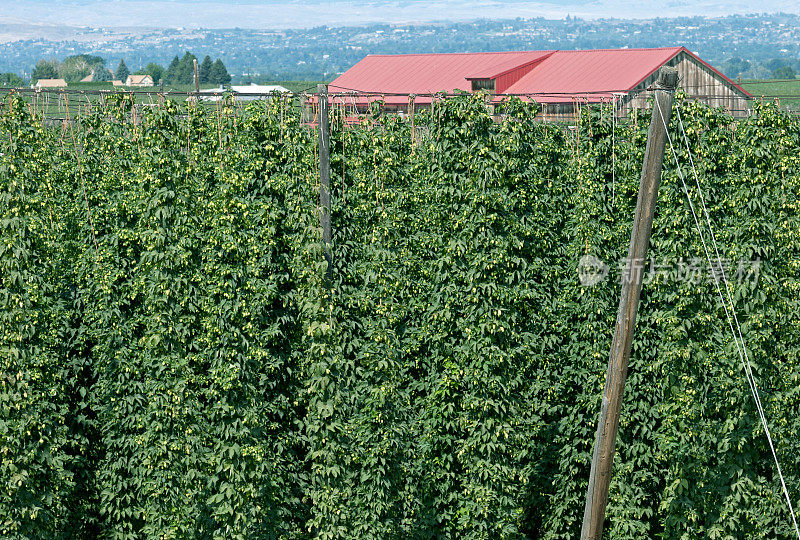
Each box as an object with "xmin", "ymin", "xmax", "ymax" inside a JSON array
[{"xmin": 1, "ymin": 4, "xmax": 800, "ymax": 89}]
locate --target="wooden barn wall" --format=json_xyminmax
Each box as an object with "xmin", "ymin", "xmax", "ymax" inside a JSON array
[{"xmin": 623, "ymin": 52, "xmax": 751, "ymax": 118}]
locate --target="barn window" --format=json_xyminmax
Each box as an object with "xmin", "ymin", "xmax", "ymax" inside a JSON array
[{"xmin": 470, "ymin": 78, "xmax": 495, "ymax": 92}]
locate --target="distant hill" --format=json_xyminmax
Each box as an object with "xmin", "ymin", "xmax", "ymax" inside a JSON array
[
  {"xmin": 0, "ymin": 12, "xmax": 798, "ymax": 82},
  {"xmin": 3, "ymin": 0, "xmax": 800, "ymax": 28}
]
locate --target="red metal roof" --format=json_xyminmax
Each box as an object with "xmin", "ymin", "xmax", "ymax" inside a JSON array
[
  {"xmin": 328, "ymin": 51, "xmax": 553, "ymax": 104},
  {"xmin": 328, "ymin": 47, "xmax": 750, "ymax": 106},
  {"xmin": 464, "ymin": 51, "xmax": 554, "ymax": 79},
  {"xmin": 504, "ymin": 47, "xmax": 682, "ymax": 102}
]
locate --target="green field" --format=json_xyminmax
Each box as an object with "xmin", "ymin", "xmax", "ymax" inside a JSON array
[
  {"xmin": 66, "ymin": 80, "xmax": 323, "ymax": 94},
  {"xmin": 741, "ymin": 78, "xmax": 800, "ymax": 109},
  {"xmin": 3, "ymin": 88, "xmax": 800, "ymax": 539},
  {"xmin": 1, "ymin": 80, "xmax": 322, "ymax": 120}
]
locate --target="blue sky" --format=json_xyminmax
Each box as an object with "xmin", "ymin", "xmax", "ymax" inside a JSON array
[{"xmin": 3, "ymin": 0, "xmax": 799, "ymax": 28}]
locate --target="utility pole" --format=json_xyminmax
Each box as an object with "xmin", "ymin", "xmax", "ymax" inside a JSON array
[
  {"xmin": 580, "ymin": 66, "xmax": 679, "ymax": 540},
  {"xmin": 193, "ymin": 58, "xmax": 200, "ymax": 95},
  {"xmin": 317, "ymin": 84, "xmax": 332, "ymax": 281}
]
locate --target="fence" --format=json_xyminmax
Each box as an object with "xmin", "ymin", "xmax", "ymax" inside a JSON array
[{"xmin": 1, "ymin": 84, "xmax": 798, "ymax": 132}]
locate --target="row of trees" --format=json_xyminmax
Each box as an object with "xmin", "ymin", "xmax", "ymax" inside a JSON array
[
  {"xmin": 721, "ymin": 56, "xmax": 799, "ymax": 79},
  {"xmin": 0, "ymin": 72, "xmax": 24, "ymax": 86},
  {"xmin": 137, "ymin": 52, "xmax": 231, "ymax": 85},
  {"xmin": 28, "ymin": 52, "xmax": 231, "ymax": 86},
  {"xmin": 31, "ymin": 54, "xmax": 112, "ymax": 83}
]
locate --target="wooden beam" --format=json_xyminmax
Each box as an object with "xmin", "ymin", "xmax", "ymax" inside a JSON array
[
  {"xmin": 193, "ymin": 59, "xmax": 200, "ymax": 95},
  {"xmin": 317, "ymin": 84, "xmax": 332, "ymax": 281},
  {"xmin": 580, "ymin": 66, "xmax": 679, "ymax": 540}
]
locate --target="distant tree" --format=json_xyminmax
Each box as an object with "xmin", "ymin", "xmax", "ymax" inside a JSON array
[
  {"xmin": 198, "ymin": 55, "xmax": 214, "ymax": 84},
  {"xmin": 210, "ymin": 59, "xmax": 231, "ymax": 85},
  {"xmin": 767, "ymin": 58, "xmax": 789, "ymax": 72},
  {"xmin": 177, "ymin": 51, "xmax": 197, "ymax": 84},
  {"xmin": 59, "ymin": 54, "xmax": 106, "ymax": 82},
  {"xmin": 141, "ymin": 62, "xmax": 165, "ymax": 84},
  {"xmin": 31, "ymin": 60, "xmax": 58, "ymax": 82},
  {"xmin": 93, "ymin": 67, "xmax": 113, "ymax": 82},
  {"xmin": 116, "ymin": 59, "xmax": 130, "ymax": 83},
  {"xmin": 772, "ymin": 66, "xmax": 796, "ymax": 79},
  {"xmin": 721, "ymin": 57, "xmax": 751, "ymax": 79},
  {"xmin": 165, "ymin": 55, "xmax": 181, "ymax": 83},
  {"xmin": 0, "ymin": 72, "xmax": 24, "ymax": 86}
]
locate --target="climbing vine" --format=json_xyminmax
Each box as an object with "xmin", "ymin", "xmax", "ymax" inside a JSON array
[{"xmin": 1, "ymin": 90, "xmax": 800, "ymax": 538}]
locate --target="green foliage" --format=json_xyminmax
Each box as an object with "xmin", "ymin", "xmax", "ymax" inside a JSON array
[
  {"xmin": 772, "ymin": 66, "xmax": 796, "ymax": 79},
  {"xmin": 2, "ymin": 92, "xmax": 800, "ymax": 538},
  {"xmin": 0, "ymin": 73, "xmax": 24, "ymax": 86},
  {"xmin": 199, "ymin": 55, "xmax": 214, "ymax": 84},
  {"xmin": 165, "ymin": 55, "xmax": 181, "ymax": 84},
  {"xmin": 31, "ymin": 60, "xmax": 58, "ymax": 83},
  {"xmin": 211, "ymin": 59, "xmax": 232, "ymax": 85},
  {"xmin": 31, "ymin": 55, "xmax": 110, "ymax": 83},
  {"xmin": 139, "ymin": 62, "xmax": 165, "ymax": 85},
  {"xmin": 59, "ymin": 54, "xmax": 108, "ymax": 83},
  {"xmin": 115, "ymin": 59, "xmax": 130, "ymax": 83},
  {"xmin": 91, "ymin": 66, "xmax": 112, "ymax": 82},
  {"xmin": 165, "ymin": 52, "xmax": 198, "ymax": 85}
]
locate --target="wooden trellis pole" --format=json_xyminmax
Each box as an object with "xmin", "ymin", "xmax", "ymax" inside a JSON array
[
  {"xmin": 318, "ymin": 84, "xmax": 332, "ymax": 281},
  {"xmin": 580, "ymin": 66, "xmax": 679, "ymax": 540}
]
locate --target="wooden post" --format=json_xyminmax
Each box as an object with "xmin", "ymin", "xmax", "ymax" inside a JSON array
[
  {"xmin": 193, "ymin": 59, "xmax": 200, "ymax": 95},
  {"xmin": 408, "ymin": 94, "xmax": 416, "ymax": 145},
  {"xmin": 318, "ymin": 84, "xmax": 332, "ymax": 281},
  {"xmin": 580, "ymin": 66, "xmax": 678, "ymax": 540}
]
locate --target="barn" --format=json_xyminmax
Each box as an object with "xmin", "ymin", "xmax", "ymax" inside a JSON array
[{"xmin": 328, "ymin": 47, "xmax": 751, "ymax": 118}]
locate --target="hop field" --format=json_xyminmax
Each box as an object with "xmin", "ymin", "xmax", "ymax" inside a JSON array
[{"xmin": 1, "ymin": 91, "xmax": 800, "ymax": 538}]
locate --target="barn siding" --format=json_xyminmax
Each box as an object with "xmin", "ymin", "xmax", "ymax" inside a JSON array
[{"xmin": 624, "ymin": 51, "xmax": 750, "ymax": 118}]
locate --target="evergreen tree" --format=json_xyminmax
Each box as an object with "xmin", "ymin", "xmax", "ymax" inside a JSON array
[
  {"xmin": 93, "ymin": 67, "xmax": 112, "ymax": 82},
  {"xmin": 115, "ymin": 59, "xmax": 130, "ymax": 83},
  {"xmin": 210, "ymin": 59, "xmax": 231, "ymax": 85},
  {"xmin": 178, "ymin": 52, "xmax": 197, "ymax": 85},
  {"xmin": 198, "ymin": 55, "xmax": 214, "ymax": 84},
  {"xmin": 165, "ymin": 55, "xmax": 181, "ymax": 84}
]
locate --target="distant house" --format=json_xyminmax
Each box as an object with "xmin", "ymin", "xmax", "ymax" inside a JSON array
[
  {"xmin": 329, "ymin": 47, "xmax": 752, "ymax": 118},
  {"xmin": 125, "ymin": 74, "xmax": 154, "ymax": 87},
  {"xmin": 35, "ymin": 78, "xmax": 67, "ymax": 89},
  {"xmin": 112, "ymin": 80, "xmax": 124, "ymax": 87}
]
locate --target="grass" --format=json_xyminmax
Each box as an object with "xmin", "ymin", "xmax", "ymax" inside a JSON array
[{"xmin": 740, "ymin": 78, "xmax": 800, "ymax": 109}]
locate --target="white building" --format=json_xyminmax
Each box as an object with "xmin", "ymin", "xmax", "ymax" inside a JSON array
[
  {"xmin": 198, "ymin": 83, "xmax": 290, "ymax": 102},
  {"xmin": 34, "ymin": 78, "xmax": 67, "ymax": 88},
  {"xmin": 125, "ymin": 74, "xmax": 154, "ymax": 87}
]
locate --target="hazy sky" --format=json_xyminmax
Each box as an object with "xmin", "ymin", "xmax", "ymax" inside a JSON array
[{"xmin": 4, "ymin": 0, "xmax": 800, "ymax": 29}]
